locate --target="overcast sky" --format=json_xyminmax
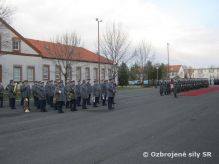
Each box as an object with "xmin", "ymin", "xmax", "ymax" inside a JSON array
[{"xmin": 7, "ymin": 0, "xmax": 219, "ymax": 68}]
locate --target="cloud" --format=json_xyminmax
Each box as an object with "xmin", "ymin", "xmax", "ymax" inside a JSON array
[{"xmin": 7, "ymin": 0, "xmax": 219, "ymax": 67}]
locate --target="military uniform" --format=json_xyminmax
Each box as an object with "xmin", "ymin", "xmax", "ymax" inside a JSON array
[
  {"xmin": 86, "ymin": 80, "xmax": 92, "ymax": 105},
  {"xmin": 6, "ymin": 80, "xmax": 17, "ymax": 109},
  {"xmin": 107, "ymin": 79, "xmax": 115, "ymax": 110},
  {"xmin": 65, "ymin": 82, "xmax": 71, "ymax": 108},
  {"xmin": 92, "ymin": 80, "xmax": 101, "ymax": 107},
  {"xmin": 80, "ymin": 80, "xmax": 88, "ymax": 109},
  {"xmin": 54, "ymin": 83, "xmax": 65, "ymax": 113},
  {"xmin": 101, "ymin": 80, "xmax": 107, "ymax": 106},
  {"xmin": 38, "ymin": 82, "xmax": 47, "ymax": 112},
  {"xmin": 22, "ymin": 81, "xmax": 31, "ymax": 107},
  {"xmin": 0, "ymin": 82, "xmax": 4, "ymax": 108},
  {"xmin": 69, "ymin": 81, "xmax": 77, "ymax": 111},
  {"xmin": 20, "ymin": 82, "xmax": 25, "ymax": 106},
  {"xmin": 76, "ymin": 81, "xmax": 81, "ymax": 106}
]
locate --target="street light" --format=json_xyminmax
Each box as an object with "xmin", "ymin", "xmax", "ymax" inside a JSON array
[
  {"xmin": 167, "ymin": 42, "xmax": 170, "ymax": 79},
  {"xmin": 96, "ymin": 18, "xmax": 102, "ymax": 84}
]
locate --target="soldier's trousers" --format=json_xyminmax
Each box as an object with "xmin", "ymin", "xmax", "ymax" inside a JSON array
[
  {"xmin": 10, "ymin": 98, "xmax": 15, "ymax": 109},
  {"xmin": 93, "ymin": 97, "xmax": 99, "ymax": 107},
  {"xmin": 101, "ymin": 95, "xmax": 106, "ymax": 106},
  {"xmin": 87, "ymin": 94, "xmax": 91, "ymax": 105},
  {"xmin": 82, "ymin": 99, "xmax": 87, "ymax": 109},
  {"xmin": 70, "ymin": 99, "xmax": 77, "ymax": 111},
  {"xmin": 0, "ymin": 96, "xmax": 3, "ymax": 107},
  {"xmin": 20, "ymin": 97, "xmax": 24, "ymax": 106},
  {"xmin": 77, "ymin": 96, "xmax": 81, "ymax": 106},
  {"xmin": 56, "ymin": 101, "xmax": 64, "ymax": 113},
  {"xmin": 40, "ymin": 99, "xmax": 46, "ymax": 112},
  {"xmin": 108, "ymin": 97, "xmax": 113, "ymax": 109}
]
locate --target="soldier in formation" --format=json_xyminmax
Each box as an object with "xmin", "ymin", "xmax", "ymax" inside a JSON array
[
  {"xmin": 2, "ymin": 78, "xmax": 117, "ymax": 112},
  {"xmin": 159, "ymin": 78, "xmax": 209, "ymax": 97}
]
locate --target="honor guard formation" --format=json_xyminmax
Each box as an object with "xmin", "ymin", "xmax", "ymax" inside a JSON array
[
  {"xmin": 0, "ymin": 79, "xmax": 116, "ymax": 113},
  {"xmin": 159, "ymin": 78, "xmax": 209, "ymax": 98}
]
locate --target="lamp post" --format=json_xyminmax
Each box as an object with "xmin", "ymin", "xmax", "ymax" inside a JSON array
[
  {"xmin": 167, "ymin": 42, "xmax": 170, "ymax": 79},
  {"xmin": 96, "ymin": 18, "xmax": 102, "ymax": 84}
]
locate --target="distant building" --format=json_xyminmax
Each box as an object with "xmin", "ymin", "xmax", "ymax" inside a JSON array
[
  {"xmin": 0, "ymin": 18, "xmax": 113, "ymax": 86},
  {"xmin": 188, "ymin": 67, "xmax": 219, "ymax": 81},
  {"xmin": 168, "ymin": 65, "xmax": 185, "ymax": 79}
]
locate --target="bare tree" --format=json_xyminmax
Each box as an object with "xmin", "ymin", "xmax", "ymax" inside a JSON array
[
  {"xmin": 0, "ymin": 0, "xmax": 14, "ymax": 22},
  {"xmin": 134, "ymin": 40, "xmax": 155, "ymax": 86},
  {"xmin": 48, "ymin": 32, "xmax": 82, "ymax": 84},
  {"xmin": 100, "ymin": 22, "xmax": 131, "ymax": 80}
]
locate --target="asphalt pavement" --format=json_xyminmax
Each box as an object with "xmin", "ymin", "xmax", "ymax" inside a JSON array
[{"xmin": 0, "ymin": 88, "xmax": 218, "ymax": 164}]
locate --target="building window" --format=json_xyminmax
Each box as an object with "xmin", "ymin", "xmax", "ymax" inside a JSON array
[
  {"xmin": 55, "ymin": 65, "xmax": 61, "ymax": 80},
  {"xmin": 0, "ymin": 65, "xmax": 2, "ymax": 82},
  {"xmin": 93, "ymin": 68, "xmax": 98, "ymax": 80},
  {"xmin": 108, "ymin": 69, "xmax": 112, "ymax": 79},
  {"xmin": 13, "ymin": 65, "xmax": 22, "ymax": 82},
  {"xmin": 27, "ymin": 66, "xmax": 35, "ymax": 81},
  {"xmin": 12, "ymin": 38, "xmax": 21, "ymax": 51},
  {"xmin": 85, "ymin": 67, "xmax": 90, "ymax": 80},
  {"xmin": 209, "ymin": 69, "xmax": 214, "ymax": 73},
  {"xmin": 198, "ymin": 69, "xmax": 203, "ymax": 74},
  {"xmin": 101, "ymin": 68, "xmax": 105, "ymax": 80},
  {"xmin": 67, "ymin": 66, "xmax": 72, "ymax": 81},
  {"xmin": 76, "ymin": 67, "xmax": 81, "ymax": 81},
  {"xmin": 43, "ymin": 65, "xmax": 50, "ymax": 81}
]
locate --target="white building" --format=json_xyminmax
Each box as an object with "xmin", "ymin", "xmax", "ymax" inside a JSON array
[
  {"xmin": 189, "ymin": 68, "xmax": 219, "ymax": 81},
  {"xmin": 0, "ymin": 18, "xmax": 113, "ymax": 87},
  {"xmin": 169, "ymin": 65, "xmax": 185, "ymax": 79}
]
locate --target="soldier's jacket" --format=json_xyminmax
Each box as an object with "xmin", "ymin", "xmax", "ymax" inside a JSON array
[
  {"xmin": 101, "ymin": 82, "xmax": 107, "ymax": 95},
  {"xmin": 87, "ymin": 83, "xmax": 92, "ymax": 94},
  {"xmin": 0, "ymin": 84, "xmax": 4, "ymax": 97},
  {"xmin": 107, "ymin": 82, "xmax": 115, "ymax": 98},
  {"xmin": 20, "ymin": 84, "xmax": 25, "ymax": 98},
  {"xmin": 32, "ymin": 84, "xmax": 37, "ymax": 97},
  {"xmin": 76, "ymin": 84, "xmax": 81, "ymax": 97},
  {"xmin": 64, "ymin": 84, "xmax": 70, "ymax": 96},
  {"xmin": 21, "ymin": 84, "xmax": 31, "ymax": 98},
  {"xmin": 6, "ymin": 84, "xmax": 16, "ymax": 98},
  {"xmin": 80, "ymin": 83, "xmax": 88, "ymax": 99},
  {"xmin": 45, "ymin": 83, "xmax": 50, "ymax": 96},
  {"xmin": 54, "ymin": 85, "xmax": 65, "ymax": 102},
  {"xmin": 48, "ymin": 84, "xmax": 55, "ymax": 97},
  {"xmin": 38, "ymin": 86, "xmax": 46, "ymax": 100},
  {"xmin": 92, "ymin": 83, "xmax": 101, "ymax": 97},
  {"xmin": 68, "ymin": 85, "xmax": 76, "ymax": 100}
]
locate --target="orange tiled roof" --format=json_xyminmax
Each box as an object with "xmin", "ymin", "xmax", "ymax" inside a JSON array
[
  {"xmin": 169, "ymin": 65, "xmax": 182, "ymax": 72},
  {"xmin": 26, "ymin": 38, "xmax": 113, "ymax": 64}
]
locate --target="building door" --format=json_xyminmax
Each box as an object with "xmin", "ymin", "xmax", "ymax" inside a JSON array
[{"xmin": 0, "ymin": 65, "xmax": 2, "ymax": 82}]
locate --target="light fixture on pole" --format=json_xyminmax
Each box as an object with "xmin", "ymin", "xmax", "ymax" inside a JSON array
[
  {"xmin": 96, "ymin": 18, "xmax": 102, "ymax": 84},
  {"xmin": 167, "ymin": 42, "xmax": 170, "ymax": 79}
]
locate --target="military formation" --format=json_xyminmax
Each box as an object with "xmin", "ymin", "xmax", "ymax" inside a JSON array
[
  {"xmin": 0, "ymin": 79, "xmax": 117, "ymax": 113},
  {"xmin": 159, "ymin": 78, "xmax": 209, "ymax": 98}
]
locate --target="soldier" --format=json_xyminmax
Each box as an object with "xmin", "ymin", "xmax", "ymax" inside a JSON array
[
  {"xmin": 92, "ymin": 80, "xmax": 101, "ymax": 107},
  {"xmin": 45, "ymin": 81, "xmax": 50, "ymax": 105},
  {"xmin": 38, "ymin": 82, "xmax": 47, "ymax": 112},
  {"xmin": 6, "ymin": 80, "xmax": 17, "ymax": 109},
  {"xmin": 65, "ymin": 81, "xmax": 71, "ymax": 108},
  {"xmin": 174, "ymin": 81, "xmax": 179, "ymax": 98},
  {"xmin": 76, "ymin": 80, "xmax": 81, "ymax": 106},
  {"xmin": 20, "ymin": 81, "xmax": 25, "ymax": 106},
  {"xmin": 22, "ymin": 80, "xmax": 31, "ymax": 108},
  {"xmin": 159, "ymin": 82, "xmax": 164, "ymax": 96},
  {"xmin": 107, "ymin": 79, "xmax": 115, "ymax": 110},
  {"xmin": 86, "ymin": 79, "xmax": 92, "ymax": 105},
  {"xmin": 0, "ymin": 82, "xmax": 4, "ymax": 108},
  {"xmin": 47, "ymin": 80, "xmax": 54, "ymax": 107},
  {"xmin": 54, "ymin": 81, "xmax": 65, "ymax": 113},
  {"xmin": 80, "ymin": 80, "xmax": 88, "ymax": 109},
  {"xmin": 69, "ymin": 80, "xmax": 77, "ymax": 111},
  {"xmin": 101, "ymin": 80, "xmax": 107, "ymax": 106},
  {"xmin": 32, "ymin": 81, "xmax": 37, "ymax": 107}
]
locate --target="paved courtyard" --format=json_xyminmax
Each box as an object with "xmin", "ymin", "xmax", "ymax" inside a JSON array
[{"xmin": 0, "ymin": 88, "xmax": 218, "ymax": 164}]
